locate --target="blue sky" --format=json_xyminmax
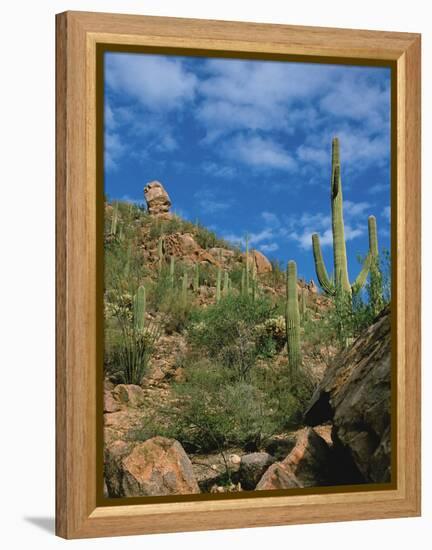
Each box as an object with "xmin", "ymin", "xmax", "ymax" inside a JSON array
[{"xmin": 104, "ymin": 52, "xmax": 391, "ymax": 283}]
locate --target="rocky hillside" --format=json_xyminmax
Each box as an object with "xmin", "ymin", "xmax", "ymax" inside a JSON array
[{"xmin": 103, "ymin": 180, "xmax": 391, "ymax": 497}]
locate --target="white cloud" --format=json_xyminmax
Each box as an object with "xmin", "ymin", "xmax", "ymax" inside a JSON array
[
  {"xmin": 105, "ymin": 132, "xmax": 125, "ymax": 172},
  {"xmin": 202, "ymin": 162, "xmax": 236, "ymax": 179},
  {"xmin": 195, "ymin": 189, "xmax": 233, "ymax": 215},
  {"xmin": 259, "ymin": 242, "xmax": 279, "ymax": 253},
  {"xmin": 106, "ymin": 53, "xmax": 197, "ymax": 110},
  {"xmin": 382, "ymin": 206, "xmax": 391, "ymax": 222},
  {"xmin": 261, "ymin": 212, "xmax": 280, "ymax": 227},
  {"xmin": 225, "ymin": 135, "xmax": 297, "ymax": 172},
  {"xmin": 344, "ymin": 200, "xmax": 371, "ymax": 217}
]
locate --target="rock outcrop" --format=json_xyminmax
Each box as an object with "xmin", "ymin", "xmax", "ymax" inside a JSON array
[
  {"xmin": 105, "ymin": 436, "xmax": 200, "ymax": 497},
  {"xmin": 256, "ymin": 428, "xmax": 333, "ymax": 490},
  {"xmin": 163, "ymin": 233, "xmax": 218, "ymax": 266},
  {"xmin": 239, "ymin": 452, "xmax": 275, "ymax": 490},
  {"xmin": 144, "ymin": 181, "xmax": 172, "ymax": 218},
  {"xmin": 245, "ymin": 249, "xmax": 272, "ymax": 274},
  {"xmin": 305, "ymin": 306, "xmax": 391, "ymax": 483}
]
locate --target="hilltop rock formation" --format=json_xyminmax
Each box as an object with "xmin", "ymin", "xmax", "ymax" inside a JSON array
[
  {"xmin": 305, "ymin": 306, "xmax": 391, "ymax": 483},
  {"xmin": 144, "ymin": 180, "xmax": 172, "ymax": 217}
]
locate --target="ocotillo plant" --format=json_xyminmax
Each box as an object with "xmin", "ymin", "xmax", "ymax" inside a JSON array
[
  {"xmin": 133, "ymin": 285, "xmax": 146, "ymax": 332},
  {"xmin": 285, "ymin": 261, "xmax": 301, "ymax": 380},
  {"xmin": 312, "ymin": 137, "xmax": 373, "ymax": 297},
  {"xmin": 110, "ymin": 202, "xmax": 118, "ymax": 235},
  {"xmin": 216, "ymin": 267, "xmax": 222, "ymax": 303}
]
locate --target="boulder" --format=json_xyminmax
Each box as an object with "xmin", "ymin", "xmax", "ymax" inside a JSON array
[
  {"xmin": 121, "ymin": 437, "xmax": 200, "ymax": 497},
  {"xmin": 104, "ymin": 390, "xmax": 121, "ymax": 413},
  {"xmin": 144, "ymin": 181, "xmax": 172, "ymax": 217},
  {"xmin": 112, "ymin": 384, "xmax": 145, "ymax": 407},
  {"xmin": 247, "ymin": 249, "xmax": 272, "ymax": 274},
  {"xmin": 264, "ymin": 433, "xmax": 298, "ymax": 461},
  {"xmin": 104, "ymin": 439, "xmax": 133, "ymax": 497},
  {"xmin": 305, "ymin": 306, "xmax": 391, "ymax": 483},
  {"xmin": 239, "ymin": 452, "xmax": 275, "ymax": 490},
  {"xmin": 163, "ymin": 233, "xmax": 218, "ymax": 266},
  {"xmin": 256, "ymin": 428, "xmax": 332, "ymax": 490}
]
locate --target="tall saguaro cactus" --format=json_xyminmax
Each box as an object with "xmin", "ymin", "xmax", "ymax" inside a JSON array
[
  {"xmin": 285, "ymin": 261, "xmax": 301, "ymax": 379},
  {"xmin": 312, "ymin": 137, "xmax": 375, "ymax": 297}
]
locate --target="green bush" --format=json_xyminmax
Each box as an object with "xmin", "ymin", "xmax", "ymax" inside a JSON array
[{"xmin": 189, "ymin": 294, "xmax": 274, "ymax": 380}]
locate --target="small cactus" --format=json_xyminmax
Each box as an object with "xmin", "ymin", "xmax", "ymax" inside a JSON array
[
  {"xmin": 300, "ymin": 287, "xmax": 307, "ymax": 324},
  {"xmin": 245, "ymin": 234, "xmax": 250, "ymax": 295},
  {"xmin": 194, "ymin": 263, "xmax": 200, "ymax": 292},
  {"xmin": 110, "ymin": 202, "xmax": 118, "ymax": 235},
  {"xmin": 241, "ymin": 268, "xmax": 246, "ymax": 296},
  {"xmin": 157, "ymin": 238, "xmax": 164, "ymax": 273},
  {"xmin": 133, "ymin": 285, "xmax": 146, "ymax": 332},
  {"xmin": 169, "ymin": 256, "xmax": 175, "ymax": 288},
  {"xmin": 182, "ymin": 271, "xmax": 188, "ymax": 303},
  {"xmin": 223, "ymin": 271, "xmax": 230, "ymax": 297},
  {"xmin": 216, "ymin": 267, "xmax": 222, "ymax": 303},
  {"xmin": 285, "ymin": 261, "xmax": 301, "ymax": 380}
]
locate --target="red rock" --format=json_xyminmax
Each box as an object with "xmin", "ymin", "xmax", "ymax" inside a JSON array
[
  {"xmin": 112, "ymin": 384, "xmax": 145, "ymax": 407},
  {"xmin": 121, "ymin": 437, "xmax": 200, "ymax": 497}
]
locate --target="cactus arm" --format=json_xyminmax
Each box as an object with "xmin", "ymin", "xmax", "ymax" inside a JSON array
[
  {"xmin": 368, "ymin": 215, "xmax": 379, "ymax": 257},
  {"xmin": 351, "ymin": 254, "xmax": 371, "ymax": 294},
  {"xmin": 312, "ymin": 233, "xmax": 335, "ymax": 296},
  {"xmin": 285, "ymin": 261, "xmax": 301, "ymax": 380}
]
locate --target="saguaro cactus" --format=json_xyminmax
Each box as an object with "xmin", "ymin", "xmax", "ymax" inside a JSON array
[
  {"xmin": 223, "ymin": 271, "xmax": 230, "ymax": 297},
  {"xmin": 110, "ymin": 202, "xmax": 118, "ymax": 235},
  {"xmin": 182, "ymin": 272, "xmax": 188, "ymax": 303},
  {"xmin": 367, "ymin": 215, "xmax": 384, "ymax": 315},
  {"xmin": 157, "ymin": 237, "xmax": 164, "ymax": 273},
  {"xmin": 216, "ymin": 267, "xmax": 222, "ymax": 303},
  {"xmin": 245, "ymin": 234, "xmax": 250, "ymax": 294},
  {"xmin": 169, "ymin": 256, "xmax": 175, "ymax": 288},
  {"xmin": 193, "ymin": 263, "xmax": 200, "ymax": 292},
  {"xmin": 312, "ymin": 137, "xmax": 375, "ymax": 297},
  {"xmin": 300, "ymin": 287, "xmax": 307, "ymax": 324},
  {"xmin": 133, "ymin": 285, "xmax": 146, "ymax": 332},
  {"xmin": 285, "ymin": 261, "xmax": 301, "ymax": 379}
]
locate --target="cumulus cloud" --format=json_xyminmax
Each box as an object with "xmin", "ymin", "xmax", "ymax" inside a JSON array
[
  {"xmin": 106, "ymin": 53, "xmax": 197, "ymax": 110},
  {"xmin": 224, "ymin": 134, "xmax": 297, "ymax": 172}
]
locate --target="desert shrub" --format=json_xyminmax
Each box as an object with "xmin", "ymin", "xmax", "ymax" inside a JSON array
[
  {"xmin": 135, "ymin": 356, "xmax": 315, "ymax": 454},
  {"xmin": 104, "ymin": 286, "xmax": 161, "ymax": 384},
  {"xmin": 255, "ymin": 315, "xmax": 286, "ymax": 356},
  {"xmin": 189, "ymin": 294, "xmax": 274, "ymax": 380},
  {"xmin": 150, "ymin": 359, "xmax": 281, "ymax": 453}
]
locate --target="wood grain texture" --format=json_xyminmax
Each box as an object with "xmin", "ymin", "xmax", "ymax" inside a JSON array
[{"xmin": 55, "ymin": 11, "xmax": 421, "ymax": 539}]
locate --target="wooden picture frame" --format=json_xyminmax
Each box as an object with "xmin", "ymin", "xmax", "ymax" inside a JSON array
[{"xmin": 56, "ymin": 11, "xmax": 421, "ymax": 539}]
